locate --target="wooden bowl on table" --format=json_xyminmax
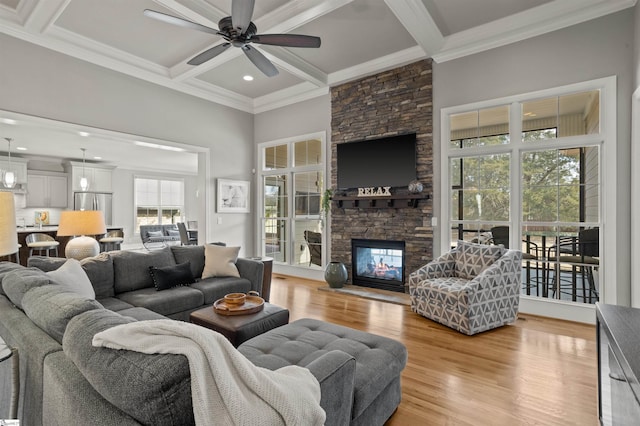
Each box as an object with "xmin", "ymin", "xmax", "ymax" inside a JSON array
[{"xmin": 223, "ymin": 293, "xmax": 246, "ymax": 306}]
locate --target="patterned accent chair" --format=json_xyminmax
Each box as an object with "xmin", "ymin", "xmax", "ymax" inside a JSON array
[{"xmin": 408, "ymin": 241, "xmax": 522, "ymax": 335}]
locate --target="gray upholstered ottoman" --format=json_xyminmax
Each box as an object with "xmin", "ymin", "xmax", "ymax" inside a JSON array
[{"xmin": 238, "ymin": 318, "xmax": 407, "ymax": 426}]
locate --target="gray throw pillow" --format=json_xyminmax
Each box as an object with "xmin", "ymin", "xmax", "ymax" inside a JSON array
[
  {"xmin": 63, "ymin": 310, "xmax": 193, "ymax": 426},
  {"xmin": 147, "ymin": 231, "xmax": 163, "ymax": 238},
  {"xmin": 171, "ymin": 245, "xmax": 205, "ymax": 278}
]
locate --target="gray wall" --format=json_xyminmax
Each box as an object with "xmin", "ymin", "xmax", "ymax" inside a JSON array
[
  {"xmin": 0, "ymin": 33, "xmax": 255, "ymax": 254},
  {"xmin": 433, "ymin": 10, "xmax": 634, "ymax": 305}
]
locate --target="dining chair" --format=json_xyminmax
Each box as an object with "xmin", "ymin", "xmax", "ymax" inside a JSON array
[
  {"xmin": 490, "ymin": 226, "xmax": 540, "ymax": 295},
  {"xmin": 303, "ymin": 230, "xmax": 322, "ymax": 267},
  {"xmin": 177, "ymin": 222, "xmax": 197, "ymax": 246},
  {"xmin": 547, "ymin": 228, "xmax": 599, "ymax": 303}
]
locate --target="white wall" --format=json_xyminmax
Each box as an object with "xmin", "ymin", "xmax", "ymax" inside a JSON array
[
  {"xmin": 433, "ymin": 10, "xmax": 634, "ymax": 305},
  {"xmin": 254, "ymin": 94, "xmax": 331, "ymax": 278},
  {"xmin": 0, "ymin": 33, "xmax": 256, "ymax": 255}
]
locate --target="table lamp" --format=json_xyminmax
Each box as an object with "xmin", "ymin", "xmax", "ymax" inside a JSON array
[
  {"xmin": 0, "ymin": 192, "xmax": 19, "ymax": 260},
  {"xmin": 57, "ymin": 210, "xmax": 106, "ymax": 260}
]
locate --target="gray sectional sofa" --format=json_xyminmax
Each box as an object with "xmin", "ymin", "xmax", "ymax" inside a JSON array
[{"xmin": 0, "ymin": 245, "xmax": 407, "ymax": 426}]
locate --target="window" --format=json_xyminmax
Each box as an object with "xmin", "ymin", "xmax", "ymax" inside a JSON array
[
  {"xmin": 442, "ymin": 81, "xmax": 608, "ymax": 316},
  {"xmin": 259, "ymin": 134, "xmax": 325, "ymax": 268},
  {"xmin": 135, "ymin": 177, "xmax": 184, "ymax": 232}
]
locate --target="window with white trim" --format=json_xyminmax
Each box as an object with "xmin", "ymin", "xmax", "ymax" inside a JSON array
[{"xmin": 134, "ymin": 177, "xmax": 184, "ymax": 232}]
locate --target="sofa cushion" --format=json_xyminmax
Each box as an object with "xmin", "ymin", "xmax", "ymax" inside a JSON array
[
  {"xmin": 29, "ymin": 254, "xmax": 115, "ymax": 298},
  {"xmin": 117, "ymin": 307, "xmax": 167, "ymax": 321},
  {"xmin": 202, "ymin": 245, "xmax": 240, "ymax": 279},
  {"xmin": 147, "ymin": 230, "xmax": 163, "ymax": 238},
  {"xmin": 112, "ymin": 247, "xmax": 176, "ymax": 294},
  {"xmin": 63, "ymin": 310, "xmax": 193, "ymax": 426},
  {"xmin": 171, "ymin": 245, "xmax": 205, "ymax": 279},
  {"xmin": 2, "ymin": 267, "xmax": 52, "ymax": 309},
  {"xmin": 190, "ymin": 277, "xmax": 252, "ymax": 305},
  {"xmin": 22, "ymin": 284, "xmax": 103, "ymax": 344},
  {"xmin": 0, "ymin": 261, "xmax": 25, "ymax": 296},
  {"xmin": 97, "ymin": 297, "xmax": 135, "ymax": 312},
  {"xmin": 149, "ymin": 261, "xmax": 195, "ymax": 291},
  {"xmin": 116, "ymin": 286, "xmax": 204, "ymax": 316},
  {"xmin": 46, "ymin": 259, "xmax": 95, "ymax": 299},
  {"xmin": 455, "ymin": 240, "xmax": 504, "ymax": 280}
]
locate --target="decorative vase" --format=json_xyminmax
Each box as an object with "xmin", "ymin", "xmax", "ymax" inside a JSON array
[{"xmin": 325, "ymin": 261, "xmax": 348, "ymax": 288}]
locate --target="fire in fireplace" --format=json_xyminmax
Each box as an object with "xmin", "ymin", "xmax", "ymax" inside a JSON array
[{"xmin": 351, "ymin": 239, "xmax": 405, "ymax": 292}]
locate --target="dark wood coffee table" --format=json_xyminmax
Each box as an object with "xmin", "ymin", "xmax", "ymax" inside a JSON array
[{"xmin": 190, "ymin": 302, "xmax": 289, "ymax": 347}]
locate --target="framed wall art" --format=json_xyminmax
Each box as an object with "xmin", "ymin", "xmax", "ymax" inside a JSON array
[{"xmin": 217, "ymin": 179, "xmax": 250, "ymax": 213}]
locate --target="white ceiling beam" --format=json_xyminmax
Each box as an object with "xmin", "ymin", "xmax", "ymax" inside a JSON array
[
  {"xmin": 23, "ymin": 0, "xmax": 69, "ymax": 33},
  {"xmin": 384, "ymin": 0, "xmax": 443, "ymax": 57},
  {"xmin": 261, "ymin": 46, "xmax": 327, "ymax": 87},
  {"xmin": 433, "ymin": 0, "xmax": 637, "ymax": 63},
  {"xmin": 152, "ymin": 0, "xmax": 225, "ymax": 27},
  {"xmin": 256, "ymin": 0, "xmax": 354, "ymax": 33}
]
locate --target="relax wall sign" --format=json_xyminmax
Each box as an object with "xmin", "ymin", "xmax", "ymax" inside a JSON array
[{"xmin": 357, "ymin": 187, "xmax": 391, "ymax": 197}]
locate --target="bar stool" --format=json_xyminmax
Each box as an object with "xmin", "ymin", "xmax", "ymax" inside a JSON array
[
  {"xmin": 99, "ymin": 230, "xmax": 124, "ymax": 252},
  {"xmin": 25, "ymin": 233, "xmax": 59, "ymax": 257}
]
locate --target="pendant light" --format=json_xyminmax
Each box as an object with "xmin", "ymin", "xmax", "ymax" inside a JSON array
[
  {"xmin": 3, "ymin": 138, "xmax": 16, "ymax": 189},
  {"xmin": 80, "ymin": 148, "xmax": 89, "ymax": 191}
]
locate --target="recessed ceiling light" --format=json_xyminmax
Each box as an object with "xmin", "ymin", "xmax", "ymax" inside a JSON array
[
  {"xmin": 134, "ymin": 141, "xmax": 185, "ymax": 152},
  {"xmin": 16, "ymin": 147, "xmax": 27, "ymax": 151},
  {"xmin": 1, "ymin": 118, "xmax": 16, "ymax": 125},
  {"xmin": 243, "ymin": 75, "xmax": 254, "ymax": 81},
  {"xmin": 78, "ymin": 131, "xmax": 90, "ymax": 137},
  {"xmin": 93, "ymin": 156, "xmax": 102, "ymax": 160}
]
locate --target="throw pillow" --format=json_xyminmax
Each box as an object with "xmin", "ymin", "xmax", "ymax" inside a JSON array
[
  {"xmin": 455, "ymin": 240, "xmax": 504, "ymax": 280},
  {"xmin": 147, "ymin": 230, "xmax": 163, "ymax": 238},
  {"xmin": 47, "ymin": 258, "xmax": 96, "ymax": 299},
  {"xmin": 149, "ymin": 261, "xmax": 195, "ymax": 291},
  {"xmin": 202, "ymin": 244, "xmax": 241, "ymax": 279},
  {"xmin": 167, "ymin": 230, "xmax": 180, "ymax": 237}
]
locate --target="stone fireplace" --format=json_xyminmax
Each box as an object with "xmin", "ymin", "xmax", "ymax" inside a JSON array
[{"xmin": 330, "ymin": 59, "xmax": 434, "ymax": 292}]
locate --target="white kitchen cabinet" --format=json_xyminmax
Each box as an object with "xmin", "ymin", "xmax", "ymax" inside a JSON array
[
  {"xmin": 66, "ymin": 162, "xmax": 114, "ymax": 192},
  {"xmin": 27, "ymin": 173, "xmax": 68, "ymax": 208},
  {"xmin": 0, "ymin": 157, "xmax": 28, "ymax": 184}
]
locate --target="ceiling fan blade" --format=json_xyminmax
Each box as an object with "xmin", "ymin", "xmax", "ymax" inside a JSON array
[
  {"xmin": 251, "ymin": 34, "xmax": 321, "ymax": 48},
  {"xmin": 144, "ymin": 9, "xmax": 220, "ymax": 36},
  {"xmin": 242, "ymin": 45, "xmax": 278, "ymax": 77},
  {"xmin": 232, "ymin": 0, "xmax": 255, "ymax": 34},
  {"xmin": 187, "ymin": 43, "xmax": 231, "ymax": 65}
]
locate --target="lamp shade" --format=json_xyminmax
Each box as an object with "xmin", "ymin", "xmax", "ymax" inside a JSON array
[
  {"xmin": 0, "ymin": 192, "xmax": 19, "ymax": 257},
  {"xmin": 57, "ymin": 210, "xmax": 107, "ymax": 260},
  {"xmin": 57, "ymin": 210, "xmax": 107, "ymax": 237}
]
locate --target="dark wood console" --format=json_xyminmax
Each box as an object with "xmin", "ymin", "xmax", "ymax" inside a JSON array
[
  {"xmin": 332, "ymin": 194, "xmax": 430, "ymax": 208},
  {"xmin": 596, "ymin": 302, "xmax": 640, "ymax": 425}
]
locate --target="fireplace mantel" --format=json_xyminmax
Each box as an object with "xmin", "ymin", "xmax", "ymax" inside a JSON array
[{"xmin": 332, "ymin": 194, "xmax": 430, "ymax": 208}]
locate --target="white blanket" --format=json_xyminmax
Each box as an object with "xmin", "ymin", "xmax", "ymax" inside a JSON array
[{"xmin": 92, "ymin": 319, "xmax": 325, "ymax": 426}]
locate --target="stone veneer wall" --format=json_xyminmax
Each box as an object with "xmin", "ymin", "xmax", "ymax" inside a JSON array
[{"xmin": 330, "ymin": 59, "xmax": 434, "ymax": 291}]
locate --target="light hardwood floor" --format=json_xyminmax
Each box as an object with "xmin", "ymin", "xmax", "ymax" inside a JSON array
[{"xmin": 268, "ymin": 274, "xmax": 598, "ymax": 426}]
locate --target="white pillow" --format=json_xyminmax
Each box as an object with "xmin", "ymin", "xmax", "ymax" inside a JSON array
[
  {"xmin": 46, "ymin": 258, "xmax": 96, "ymax": 299},
  {"xmin": 202, "ymin": 244, "xmax": 241, "ymax": 279}
]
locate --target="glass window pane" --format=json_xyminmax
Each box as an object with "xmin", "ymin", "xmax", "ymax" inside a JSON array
[
  {"xmin": 450, "ymin": 106, "xmax": 509, "ymax": 148},
  {"xmin": 263, "ymin": 218, "xmax": 287, "ymax": 262},
  {"xmin": 294, "ymin": 139, "xmax": 322, "ymax": 167},
  {"xmin": 264, "ymin": 175, "xmax": 288, "ymax": 218},
  {"xmin": 522, "ymin": 90, "xmax": 600, "ymax": 141},
  {"xmin": 294, "ymin": 171, "xmax": 321, "ymax": 216},
  {"xmin": 294, "ymin": 219, "xmax": 322, "ymax": 267},
  {"xmin": 264, "ymin": 144, "xmax": 288, "ymax": 170}
]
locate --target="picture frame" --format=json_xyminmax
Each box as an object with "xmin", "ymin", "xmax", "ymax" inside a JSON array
[{"xmin": 217, "ymin": 179, "xmax": 250, "ymax": 213}]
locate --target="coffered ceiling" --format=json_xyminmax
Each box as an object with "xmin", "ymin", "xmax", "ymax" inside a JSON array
[
  {"xmin": 0, "ymin": 0, "xmax": 635, "ymax": 172},
  {"xmin": 0, "ymin": 0, "xmax": 634, "ymax": 114}
]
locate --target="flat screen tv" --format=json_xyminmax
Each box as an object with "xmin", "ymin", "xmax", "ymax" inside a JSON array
[{"xmin": 336, "ymin": 133, "xmax": 417, "ymax": 190}]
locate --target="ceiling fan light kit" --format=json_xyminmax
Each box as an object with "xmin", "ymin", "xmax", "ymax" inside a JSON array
[{"xmin": 144, "ymin": 0, "xmax": 320, "ymax": 77}]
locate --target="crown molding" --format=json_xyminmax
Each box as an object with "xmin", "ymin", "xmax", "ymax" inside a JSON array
[
  {"xmin": 384, "ymin": 0, "xmax": 444, "ymax": 57},
  {"xmin": 253, "ymin": 83, "xmax": 329, "ymax": 114},
  {"xmin": 432, "ymin": 0, "xmax": 637, "ymax": 63}
]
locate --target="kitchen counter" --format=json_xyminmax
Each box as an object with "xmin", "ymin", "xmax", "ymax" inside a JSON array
[{"xmin": 17, "ymin": 226, "xmax": 60, "ymax": 233}]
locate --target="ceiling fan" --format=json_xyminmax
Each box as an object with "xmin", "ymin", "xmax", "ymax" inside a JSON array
[{"xmin": 144, "ymin": 0, "xmax": 321, "ymax": 77}]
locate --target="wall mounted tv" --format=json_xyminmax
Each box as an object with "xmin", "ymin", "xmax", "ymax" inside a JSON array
[{"xmin": 336, "ymin": 133, "xmax": 417, "ymax": 190}]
